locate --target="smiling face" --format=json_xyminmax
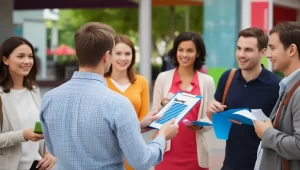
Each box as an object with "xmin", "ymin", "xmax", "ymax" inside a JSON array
[
  {"xmin": 176, "ymin": 40, "xmax": 197, "ymax": 69},
  {"xmin": 267, "ymin": 32, "xmax": 291, "ymax": 73},
  {"xmin": 111, "ymin": 42, "xmax": 133, "ymax": 72},
  {"xmin": 236, "ymin": 36, "xmax": 265, "ymax": 71},
  {"xmin": 2, "ymin": 44, "xmax": 34, "ymax": 78}
]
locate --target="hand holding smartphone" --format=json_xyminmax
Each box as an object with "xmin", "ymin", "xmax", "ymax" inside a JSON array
[{"xmin": 34, "ymin": 122, "xmax": 43, "ymax": 134}]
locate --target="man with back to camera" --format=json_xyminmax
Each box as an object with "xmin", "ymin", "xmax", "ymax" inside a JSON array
[
  {"xmin": 207, "ymin": 27, "xmax": 281, "ymax": 170},
  {"xmin": 40, "ymin": 22, "xmax": 179, "ymax": 170},
  {"xmin": 254, "ymin": 21, "xmax": 300, "ymax": 170}
]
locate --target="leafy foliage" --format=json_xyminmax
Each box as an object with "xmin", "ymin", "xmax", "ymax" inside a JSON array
[{"xmin": 55, "ymin": 6, "xmax": 203, "ymax": 49}]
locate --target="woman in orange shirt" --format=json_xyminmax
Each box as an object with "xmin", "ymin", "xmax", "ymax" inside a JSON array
[{"xmin": 105, "ymin": 35, "xmax": 150, "ymax": 170}]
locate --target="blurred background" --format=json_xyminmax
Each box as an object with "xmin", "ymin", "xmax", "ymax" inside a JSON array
[
  {"xmin": 1, "ymin": 0, "xmax": 298, "ymax": 93},
  {"xmin": 1, "ymin": 0, "xmax": 299, "ymax": 169}
]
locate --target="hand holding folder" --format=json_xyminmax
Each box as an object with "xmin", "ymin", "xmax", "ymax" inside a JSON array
[
  {"xmin": 212, "ymin": 109, "xmax": 268, "ymax": 140},
  {"xmin": 149, "ymin": 92, "xmax": 202, "ymax": 129}
]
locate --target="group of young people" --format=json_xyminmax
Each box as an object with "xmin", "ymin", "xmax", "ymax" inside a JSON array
[{"xmin": 0, "ymin": 21, "xmax": 299, "ymax": 170}]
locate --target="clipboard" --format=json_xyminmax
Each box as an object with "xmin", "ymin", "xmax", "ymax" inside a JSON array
[{"xmin": 149, "ymin": 92, "xmax": 202, "ymax": 129}]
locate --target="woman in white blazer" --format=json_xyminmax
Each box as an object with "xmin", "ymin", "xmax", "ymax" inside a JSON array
[
  {"xmin": 0, "ymin": 37, "xmax": 55, "ymax": 170},
  {"xmin": 153, "ymin": 32, "xmax": 216, "ymax": 170}
]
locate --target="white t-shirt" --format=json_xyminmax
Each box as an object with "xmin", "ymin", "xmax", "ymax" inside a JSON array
[
  {"xmin": 10, "ymin": 88, "xmax": 42, "ymax": 170},
  {"xmin": 110, "ymin": 78, "xmax": 130, "ymax": 92}
]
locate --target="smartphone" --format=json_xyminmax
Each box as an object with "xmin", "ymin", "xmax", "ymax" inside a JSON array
[{"xmin": 34, "ymin": 122, "xmax": 43, "ymax": 134}]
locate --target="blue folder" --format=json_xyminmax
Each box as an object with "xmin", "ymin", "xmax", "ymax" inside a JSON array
[
  {"xmin": 191, "ymin": 121, "xmax": 212, "ymax": 126},
  {"xmin": 212, "ymin": 108, "xmax": 251, "ymax": 140}
]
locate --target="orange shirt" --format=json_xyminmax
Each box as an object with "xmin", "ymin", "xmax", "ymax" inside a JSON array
[{"xmin": 105, "ymin": 74, "xmax": 150, "ymax": 121}]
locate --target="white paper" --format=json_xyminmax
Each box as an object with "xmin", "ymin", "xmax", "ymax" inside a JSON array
[
  {"xmin": 233, "ymin": 110, "xmax": 257, "ymax": 120},
  {"xmin": 251, "ymin": 109, "xmax": 269, "ymax": 121},
  {"xmin": 232, "ymin": 109, "xmax": 269, "ymax": 121}
]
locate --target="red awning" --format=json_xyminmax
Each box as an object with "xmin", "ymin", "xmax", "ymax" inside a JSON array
[{"xmin": 52, "ymin": 44, "xmax": 76, "ymax": 56}]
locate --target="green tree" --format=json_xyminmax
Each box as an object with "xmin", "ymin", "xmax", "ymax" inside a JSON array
[{"xmin": 56, "ymin": 6, "xmax": 204, "ymax": 55}]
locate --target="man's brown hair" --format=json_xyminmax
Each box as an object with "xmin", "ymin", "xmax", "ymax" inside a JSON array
[
  {"xmin": 238, "ymin": 27, "xmax": 269, "ymax": 51},
  {"xmin": 270, "ymin": 21, "xmax": 300, "ymax": 57},
  {"xmin": 74, "ymin": 22, "xmax": 116, "ymax": 67}
]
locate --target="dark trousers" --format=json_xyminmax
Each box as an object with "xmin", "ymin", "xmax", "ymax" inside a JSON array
[
  {"xmin": 29, "ymin": 160, "xmax": 39, "ymax": 170},
  {"xmin": 221, "ymin": 165, "xmax": 253, "ymax": 170}
]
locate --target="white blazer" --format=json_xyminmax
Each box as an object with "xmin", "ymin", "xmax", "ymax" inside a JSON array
[{"xmin": 0, "ymin": 88, "xmax": 45, "ymax": 170}]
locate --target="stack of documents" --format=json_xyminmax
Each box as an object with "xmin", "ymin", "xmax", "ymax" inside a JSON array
[{"xmin": 212, "ymin": 109, "xmax": 269, "ymax": 140}]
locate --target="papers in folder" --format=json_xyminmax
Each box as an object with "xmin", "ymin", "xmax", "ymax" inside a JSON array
[
  {"xmin": 212, "ymin": 109, "xmax": 269, "ymax": 140},
  {"xmin": 148, "ymin": 92, "xmax": 202, "ymax": 129}
]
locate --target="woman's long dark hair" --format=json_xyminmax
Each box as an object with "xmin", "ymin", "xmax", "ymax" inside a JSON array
[{"xmin": 0, "ymin": 37, "xmax": 37, "ymax": 93}]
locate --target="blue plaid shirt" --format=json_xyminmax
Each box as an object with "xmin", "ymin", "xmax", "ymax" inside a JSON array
[{"xmin": 40, "ymin": 72, "xmax": 165, "ymax": 170}]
